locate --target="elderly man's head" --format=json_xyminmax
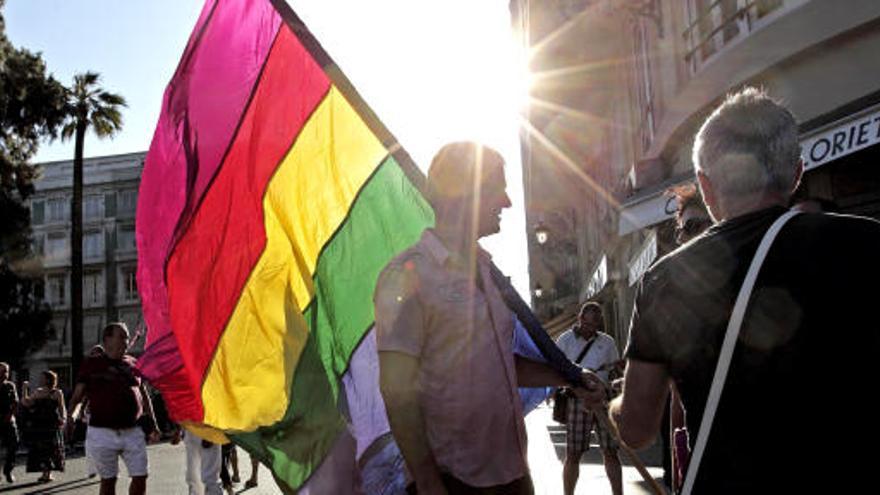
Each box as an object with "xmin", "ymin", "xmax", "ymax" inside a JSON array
[
  {"xmin": 693, "ymin": 87, "xmax": 802, "ymax": 221},
  {"xmin": 427, "ymin": 141, "xmax": 511, "ymax": 238}
]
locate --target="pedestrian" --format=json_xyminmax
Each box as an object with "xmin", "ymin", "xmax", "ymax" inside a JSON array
[
  {"xmin": 664, "ymin": 184, "xmax": 711, "ymax": 492},
  {"xmin": 172, "ymin": 426, "xmax": 225, "ymax": 495},
  {"xmin": 68, "ymin": 322, "xmax": 161, "ymax": 495},
  {"xmin": 20, "ymin": 371, "xmax": 66, "ymax": 482},
  {"xmin": 0, "ymin": 362, "xmax": 19, "ymax": 484},
  {"xmin": 374, "ymin": 141, "xmax": 603, "ymax": 494},
  {"xmin": 555, "ymin": 302, "xmax": 622, "ymax": 495},
  {"xmin": 605, "ymin": 87, "xmax": 880, "ymax": 493}
]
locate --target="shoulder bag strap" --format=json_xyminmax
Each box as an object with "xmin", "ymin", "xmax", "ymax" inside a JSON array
[
  {"xmin": 681, "ymin": 210, "xmax": 799, "ymax": 495},
  {"xmin": 574, "ymin": 336, "xmax": 597, "ymax": 367}
]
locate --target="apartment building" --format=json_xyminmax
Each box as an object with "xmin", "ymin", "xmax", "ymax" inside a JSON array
[{"xmin": 24, "ymin": 152, "xmax": 145, "ymax": 387}]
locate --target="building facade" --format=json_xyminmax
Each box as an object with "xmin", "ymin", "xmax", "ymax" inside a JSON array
[
  {"xmin": 514, "ymin": 0, "xmax": 880, "ymax": 342},
  {"xmin": 24, "ymin": 152, "xmax": 145, "ymax": 387}
]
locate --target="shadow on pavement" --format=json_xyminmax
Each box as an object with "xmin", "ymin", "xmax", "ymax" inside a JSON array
[{"xmin": 17, "ymin": 477, "xmax": 100, "ymax": 495}]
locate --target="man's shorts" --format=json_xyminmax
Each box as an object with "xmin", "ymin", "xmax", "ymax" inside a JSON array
[
  {"xmin": 565, "ymin": 397, "xmax": 618, "ymax": 457},
  {"xmin": 85, "ymin": 426, "xmax": 148, "ymax": 479}
]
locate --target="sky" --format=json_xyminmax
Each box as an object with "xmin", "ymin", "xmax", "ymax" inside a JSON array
[{"xmin": 5, "ymin": 0, "xmax": 532, "ymax": 298}]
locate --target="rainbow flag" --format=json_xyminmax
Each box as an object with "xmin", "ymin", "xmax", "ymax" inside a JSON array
[{"xmin": 136, "ymin": 0, "xmax": 433, "ymax": 489}]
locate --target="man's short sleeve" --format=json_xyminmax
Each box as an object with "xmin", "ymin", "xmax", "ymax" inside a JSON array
[
  {"xmin": 76, "ymin": 357, "xmax": 95, "ymax": 385},
  {"xmin": 624, "ymin": 275, "xmax": 668, "ymax": 364},
  {"xmin": 374, "ymin": 258, "xmax": 426, "ymax": 357}
]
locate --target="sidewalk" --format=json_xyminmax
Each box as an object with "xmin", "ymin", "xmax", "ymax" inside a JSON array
[{"xmin": 526, "ymin": 403, "xmax": 666, "ymax": 495}]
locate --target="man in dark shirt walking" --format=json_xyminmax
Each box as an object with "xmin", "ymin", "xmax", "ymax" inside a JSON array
[
  {"xmin": 605, "ymin": 88, "xmax": 880, "ymax": 493},
  {"xmin": 69, "ymin": 323, "xmax": 159, "ymax": 495},
  {"xmin": 0, "ymin": 362, "xmax": 19, "ymax": 483}
]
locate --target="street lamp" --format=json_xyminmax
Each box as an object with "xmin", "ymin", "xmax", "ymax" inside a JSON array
[
  {"xmin": 534, "ymin": 283, "xmax": 544, "ymax": 298},
  {"xmin": 534, "ymin": 221, "xmax": 549, "ymax": 245}
]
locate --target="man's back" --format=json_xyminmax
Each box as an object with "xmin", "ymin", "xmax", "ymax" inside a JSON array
[{"xmin": 627, "ymin": 207, "xmax": 880, "ymax": 493}]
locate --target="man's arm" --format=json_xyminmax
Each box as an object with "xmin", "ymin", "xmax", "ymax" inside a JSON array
[
  {"xmin": 68, "ymin": 383, "xmax": 86, "ymax": 421},
  {"xmin": 514, "ymin": 356, "xmax": 567, "ymax": 387},
  {"xmin": 608, "ymin": 359, "xmax": 670, "ymax": 449},
  {"xmin": 139, "ymin": 382, "xmax": 161, "ymax": 442},
  {"xmin": 517, "ymin": 356, "xmax": 608, "ymax": 405},
  {"xmin": 379, "ymin": 351, "xmax": 446, "ymax": 495}
]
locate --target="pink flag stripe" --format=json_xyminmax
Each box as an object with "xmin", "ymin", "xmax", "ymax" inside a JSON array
[{"xmin": 137, "ymin": 0, "xmax": 281, "ymax": 420}]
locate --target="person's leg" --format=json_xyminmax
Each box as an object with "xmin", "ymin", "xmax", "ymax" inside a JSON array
[
  {"xmin": 100, "ymin": 477, "xmax": 118, "ymax": 495},
  {"xmin": 129, "ymin": 475, "xmax": 147, "ymax": 495},
  {"xmin": 228, "ymin": 445, "xmax": 239, "ymax": 483},
  {"xmin": 2, "ymin": 423, "xmax": 18, "ymax": 480},
  {"xmin": 200, "ymin": 442, "xmax": 223, "ymax": 495},
  {"xmin": 88, "ymin": 427, "xmax": 121, "ymax": 495},
  {"xmin": 184, "ymin": 433, "xmax": 203, "ymax": 495},
  {"xmin": 245, "ymin": 453, "xmax": 259, "ymax": 487},
  {"xmin": 594, "ymin": 415, "xmax": 623, "ymax": 495},
  {"xmin": 602, "ymin": 448, "xmax": 623, "ymax": 495},
  {"xmin": 563, "ymin": 399, "xmax": 587, "ymax": 495},
  {"xmin": 119, "ymin": 429, "xmax": 148, "ymax": 495}
]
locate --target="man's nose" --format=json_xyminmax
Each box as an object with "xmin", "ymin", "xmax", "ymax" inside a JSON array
[{"xmin": 500, "ymin": 191, "xmax": 512, "ymax": 209}]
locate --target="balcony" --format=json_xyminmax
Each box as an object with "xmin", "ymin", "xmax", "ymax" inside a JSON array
[{"xmin": 683, "ymin": 0, "xmax": 789, "ymax": 74}]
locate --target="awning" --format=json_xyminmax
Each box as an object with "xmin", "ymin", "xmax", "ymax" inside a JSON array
[{"xmin": 618, "ymin": 190, "xmax": 677, "ymax": 236}]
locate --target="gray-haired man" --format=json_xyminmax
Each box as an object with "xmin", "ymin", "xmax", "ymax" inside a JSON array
[{"xmin": 605, "ymin": 88, "xmax": 880, "ymax": 493}]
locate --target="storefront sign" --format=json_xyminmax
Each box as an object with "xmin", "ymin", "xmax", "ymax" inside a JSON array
[
  {"xmin": 584, "ymin": 255, "xmax": 608, "ymax": 300},
  {"xmin": 801, "ymin": 105, "xmax": 880, "ymax": 171},
  {"xmin": 628, "ymin": 231, "xmax": 657, "ymax": 286},
  {"xmin": 618, "ymin": 192, "xmax": 677, "ymax": 236}
]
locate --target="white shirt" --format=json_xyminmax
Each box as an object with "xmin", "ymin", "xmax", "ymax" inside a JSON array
[{"xmin": 556, "ymin": 329, "xmax": 619, "ymax": 383}]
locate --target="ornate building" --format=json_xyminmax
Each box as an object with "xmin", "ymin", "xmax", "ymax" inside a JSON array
[{"xmin": 513, "ymin": 0, "xmax": 880, "ymax": 341}]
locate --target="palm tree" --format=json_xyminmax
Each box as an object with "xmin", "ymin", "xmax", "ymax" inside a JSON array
[{"xmin": 61, "ymin": 72, "xmax": 126, "ymax": 378}]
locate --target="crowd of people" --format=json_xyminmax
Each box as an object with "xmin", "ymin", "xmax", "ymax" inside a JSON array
[
  {"xmin": 3, "ymin": 86, "xmax": 879, "ymax": 495},
  {"xmin": 373, "ymin": 87, "xmax": 880, "ymax": 495}
]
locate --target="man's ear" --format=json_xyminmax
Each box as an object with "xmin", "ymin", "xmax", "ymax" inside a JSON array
[
  {"xmin": 696, "ymin": 170, "xmax": 720, "ymax": 222},
  {"xmin": 790, "ymin": 159, "xmax": 805, "ymax": 195}
]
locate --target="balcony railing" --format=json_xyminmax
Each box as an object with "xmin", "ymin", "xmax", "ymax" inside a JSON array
[{"xmin": 683, "ymin": 0, "xmax": 784, "ymax": 73}]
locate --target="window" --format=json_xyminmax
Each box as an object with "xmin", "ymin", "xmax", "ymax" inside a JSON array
[
  {"xmin": 120, "ymin": 266, "xmax": 139, "ymax": 302},
  {"xmin": 47, "ymin": 197, "xmax": 68, "ymax": 223},
  {"xmin": 119, "ymin": 190, "xmax": 137, "ymax": 216},
  {"xmin": 85, "ymin": 315, "xmax": 104, "ymax": 346},
  {"xmin": 84, "ymin": 270, "xmax": 104, "ymax": 307},
  {"xmin": 84, "ymin": 195, "xmax": 103, "ymax": 220},
  {"xmin": 84, "ymin": 230, "xmax": 103, "ymax": 259},
  {"xmin": 32, "ymin": 235, "xmax": 45, "ymax": 257},
  {"xmin": 117, "ymin": 225, "xmax": 136, "ymax": 252},
  {"xmin": 31, "ymin": 200, "xmax": 45, "ymax": 225},
  {"xmin": 633, "ymin": 20, "xmax": 656, "ymax": 152},
  {"xmin": 47, "ymin": 274, "xmax": 67, "ymax": 306},
  {"xmin": 46, "ymin": 232, "xmax": 68, "ymax": 260}
]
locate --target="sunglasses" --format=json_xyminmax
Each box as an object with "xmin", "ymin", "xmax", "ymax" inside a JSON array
[{"xmin": 676, "ymin": 217, "xmax": 711, "ymax": 242}]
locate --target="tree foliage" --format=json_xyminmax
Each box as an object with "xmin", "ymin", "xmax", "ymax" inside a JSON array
[{"xmin": 0, "ymin": 0, "xmax": 65, "ymax": 365}]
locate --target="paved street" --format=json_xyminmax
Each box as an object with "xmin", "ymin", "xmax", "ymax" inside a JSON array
[{"xmin": 0, "ymin": 405, "xmax": 664, "ymax": 494}]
